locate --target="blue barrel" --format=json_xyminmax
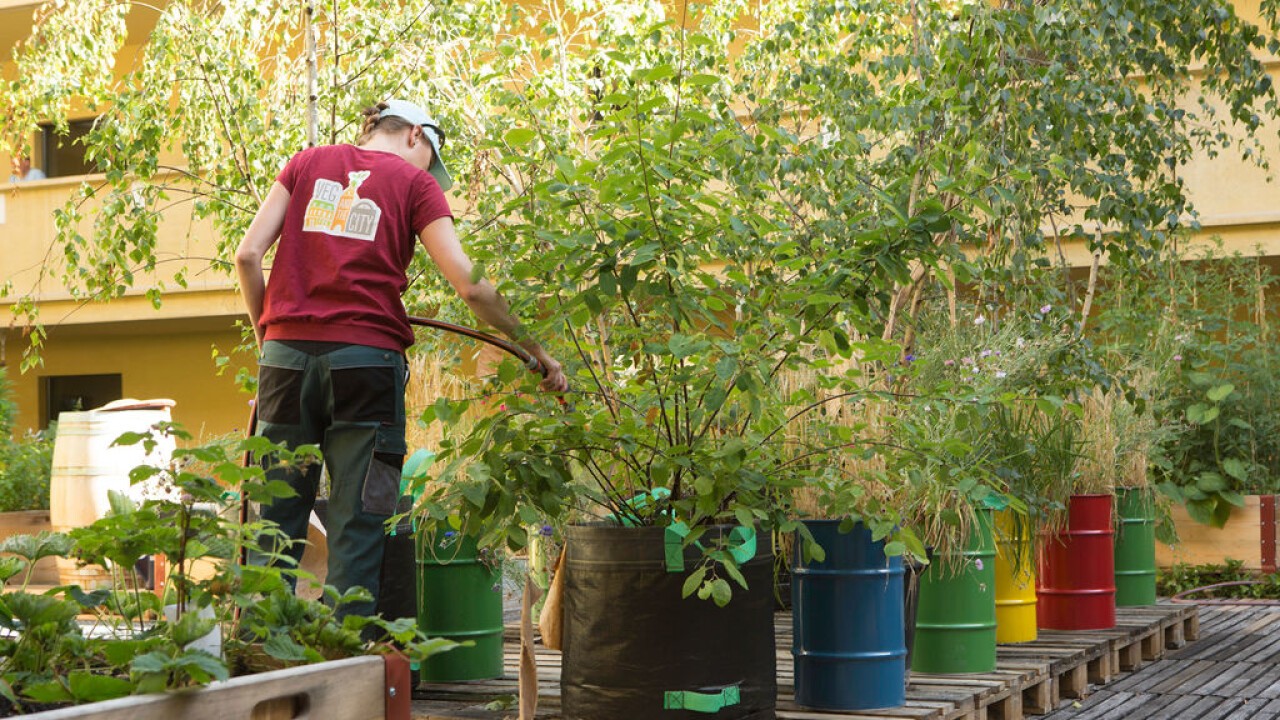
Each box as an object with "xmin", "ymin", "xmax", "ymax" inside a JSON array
[{"xmin": 792, "ymin": 520, "xmax": 906, "ymax": 710}]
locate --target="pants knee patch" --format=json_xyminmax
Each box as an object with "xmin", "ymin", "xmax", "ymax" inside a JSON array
[{"xmin": 361, "ymin": 455, "xmax": 402, "ymax": 516}]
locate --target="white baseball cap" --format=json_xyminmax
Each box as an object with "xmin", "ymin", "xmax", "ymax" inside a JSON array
[{"xmin": 380, "ymin": 99, "xmax": 453, "ymax": 191}]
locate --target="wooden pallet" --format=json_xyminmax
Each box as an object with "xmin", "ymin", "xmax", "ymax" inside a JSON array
[
  {"xmin": 1036, "ymin": 606, "xmax": 1280, "ymax": 720},
  {"xmin": 411, "ymin": 604, "xmax": 1199, "ymax": 720}
]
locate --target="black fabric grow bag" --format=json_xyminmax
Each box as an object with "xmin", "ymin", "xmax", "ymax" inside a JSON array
[{"xmin": 562, "ymin": 523, "xmax": 777, "ymax": 720}]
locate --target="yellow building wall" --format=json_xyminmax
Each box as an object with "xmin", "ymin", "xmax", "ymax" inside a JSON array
[{"xmin": 2, "ymin": 315, "xmax": 255, "ymax": 439}]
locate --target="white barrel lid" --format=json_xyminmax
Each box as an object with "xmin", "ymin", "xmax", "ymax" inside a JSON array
[{"xmin": 95, "ymin": 398, "xmax": 177, "ymax": 412}]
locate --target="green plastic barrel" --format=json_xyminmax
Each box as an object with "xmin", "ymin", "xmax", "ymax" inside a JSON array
[
  {"xmin": 1114, "ymin": 487, "xmax": 1157, "ymax": 607},
  {"xmin": 911, "ymin": 508, "xmax": 996, "ymax": 674},
  {"xmin": 417, "ymin": 531, "xmax": 504, "ymax": 683}
]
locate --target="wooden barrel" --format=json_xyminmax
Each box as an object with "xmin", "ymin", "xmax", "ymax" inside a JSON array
[{"xmin": 49, "ymin": 401, "xmax": 175, "ymax": 589}]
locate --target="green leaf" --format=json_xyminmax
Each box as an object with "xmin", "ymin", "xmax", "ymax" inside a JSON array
[
  {"xmin": 806, "ymin": 539, "xmax": 826, "ymax": 564},
  {"xmin": 263, "ymin": 633, "xmax": 309, "ymax": 662},
  {"xmin": 170, "ymin": 608, "xmax": 217, "ymax": 647},
  {"xmin": 715, "ymin": 356, "xmax": 737, "ymax": 382},
  {"xmin": 503, "ymin": 128, "xmax": 537, "ymax": 148},
  {"xmin": 175, "ymin": 650, "xmax": 230, "ymax": 682},
  {"xmin": 132, "ymin": 650, "xmax": 175, "ymax": 674},
  {"xmin": 681, "ymin": 566, "xmax": 707, "ymax": 598},
  {"xmin": 1222, "ymin": 458, "xmax": 1248, "ymax": 482},
  {"xmin": 709, "ymin": 578, "xmax": 732, "ymax": 607},
  {"xmin": 643, "ymin": 63, "xmax": 677, "ymax": 83},
  {"xmin": 1220, "ymin": 491, "xmax": 1248, "ymax": 508},
  {"xmin": 68, "ymin": 671, "xmax": 133, "ymax": 702},
  {"xmin": 722, "ymin": 560, "xmax": 748, "ymax": 590},
  {"xmin": 1185, "ymin": 499, "xmax": 1216, "ymax": 526},
  {"xmin": 23, "ymin": 680, "xmax": 71, "ymax": 704},
  {"xmin": 1209, "ymin": 499, "xmax": 1233, "ymax": 529},
  {"xmin": 1196, "ymin": 472, "xmax": 1228, "ymax": 493},
  {"xmin": 0, "ymin": 532, "xmax": 73, "ymax": 562},
  {"xmin": 1185, "ymin": 404, "xmax": 1206, "ymax": 424},
  {"xmin": 1206, "ymin": 383, "xmax": 1235, "ymax": 403},
  {"xmin": 103, "ymin": 639, "xmax": 146, "ymax": 666},
  {"xmin": 67, "ymin": 586, "xmax": 112, "ymax": 610},
  {"xmin": 0, "ymin": 557, "xmax": 25, "ymax": 583}
]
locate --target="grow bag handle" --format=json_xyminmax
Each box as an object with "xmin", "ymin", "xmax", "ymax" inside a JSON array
[
  {"xmin": 663, "ymin": 684, "xmax": 741, "ymax": 713},
  {"xmin": 663, "ymin": 522, "xmax": 757, "ymax": 573}
]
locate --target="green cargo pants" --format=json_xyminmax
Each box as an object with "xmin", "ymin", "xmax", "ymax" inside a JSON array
[{"xmin": 252, "ymin": 340, "xmax": 407, "ymax": 619}]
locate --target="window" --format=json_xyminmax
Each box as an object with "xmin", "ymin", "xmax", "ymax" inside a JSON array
[
  {"xmin": 39, "ymin": 118, "xmax": 99, "ymax": 178},
  {"xmin": 40, "ymin": 373, "xmax": 122, "ymax": 427}
]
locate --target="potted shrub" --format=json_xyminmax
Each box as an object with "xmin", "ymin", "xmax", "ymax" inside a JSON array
[
  {"xmin": 408, "ymin": 5, "xmax": 949, "ymax": 718},
  {"xmin": 779, "ymin": 363, "xmax": 919, "ymax": 711}
]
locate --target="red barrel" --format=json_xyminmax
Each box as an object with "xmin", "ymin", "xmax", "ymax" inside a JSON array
[{"xmin": 1037, "ymin": 494, "xmax": 1115, "ymax": 630}]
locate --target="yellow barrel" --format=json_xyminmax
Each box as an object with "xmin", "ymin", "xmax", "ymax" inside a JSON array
[
  {"xmin": 50, "ymin": 400, "xmax": 175, "ymax": 589},
  {"xmin": 994, "ymin": 510, "xmax": 1037, "ymax": 644}
]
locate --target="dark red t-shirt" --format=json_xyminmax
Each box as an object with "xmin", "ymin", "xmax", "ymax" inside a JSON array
[{"xmin": 261, "ymin": 144, "xmax": 453, "ymax": 352}]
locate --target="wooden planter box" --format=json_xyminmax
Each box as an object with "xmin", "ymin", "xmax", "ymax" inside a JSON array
[
  {"xmin": 24, "ymin": 654, "xmax": 411, "ymax": 720},
  {"xmin": 0, "ymin": 510, "xmax": 59, "ymax": 585},
  {"xmin": 1156, "ymin": 495, "xmax": 1279, "ymax": 572}
]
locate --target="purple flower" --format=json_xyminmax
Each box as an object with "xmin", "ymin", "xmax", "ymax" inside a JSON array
[
  {"xmin": 540, "ymin": 525, "xmax": 554, "ymax": 537},
  {"xmin": 974, "ymin": 559, "xmax": 984, "ymax": 571},
  {"xmin": 904, "ymin": 354, "xmax": 916, "ymax": 363},
  {"xmin": 944, "ymin": 359, "xmax": 955, "ymax": 367},
  {"xmin": 1173, "ymin": 354, "xmax": 1183, "ymax": 362},
  {"xmin": 1040, "ymin": 304, "xmax": 1052, "ymax": 314},
  {"xmin": 444, "ymin": 530, "xmax": 457, "ymax": 538}
]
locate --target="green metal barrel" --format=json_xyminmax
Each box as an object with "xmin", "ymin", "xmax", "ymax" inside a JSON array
[
  {"xmin": 417, "ymin": 531, "xmax": 505, "ymax": 683},
  {"xmin": 911, "ymin": 508, "xmax": 997, "ymax": 674},
  {"xmin": 1114, "ymin": 488, "xmax": 1157, "ymax": 607}
]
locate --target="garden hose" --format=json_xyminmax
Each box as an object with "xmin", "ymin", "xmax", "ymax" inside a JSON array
[{"xmin": 407, "ymin": 315, "xmax": 545, "ymax": 377}]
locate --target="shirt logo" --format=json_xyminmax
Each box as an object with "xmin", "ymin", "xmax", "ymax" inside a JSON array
[{"xmin": 302, "ymin": 171, "xmax": 382, "ymax": 241}]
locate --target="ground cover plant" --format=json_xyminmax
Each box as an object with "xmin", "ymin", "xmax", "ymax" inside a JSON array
[{"xmin": 1158, "ymin": 559, "xmax": 1280, "ymax": 600}]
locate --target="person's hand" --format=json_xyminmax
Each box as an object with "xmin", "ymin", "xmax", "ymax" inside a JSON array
[{"xmin": 533, "ymin": 349, "xmax": 568, "ymax": 393}]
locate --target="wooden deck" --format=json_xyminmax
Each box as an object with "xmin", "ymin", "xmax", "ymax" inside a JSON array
[
  {"xmin": 411, "ymin": 604, "xmax": 1200, "ymax": 720},
  {"xmin": 1043, "ymin": 604, "xmax": 1280, "ymax": 720}
]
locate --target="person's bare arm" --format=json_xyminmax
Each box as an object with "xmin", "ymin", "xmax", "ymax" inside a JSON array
[
  {"xmin": 418, "ymin": 216, "xmax": 567, "ymax": 392},
  {"xmin": 235, "ymin": 182, "xmax": 291, "ymax": 348}
]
